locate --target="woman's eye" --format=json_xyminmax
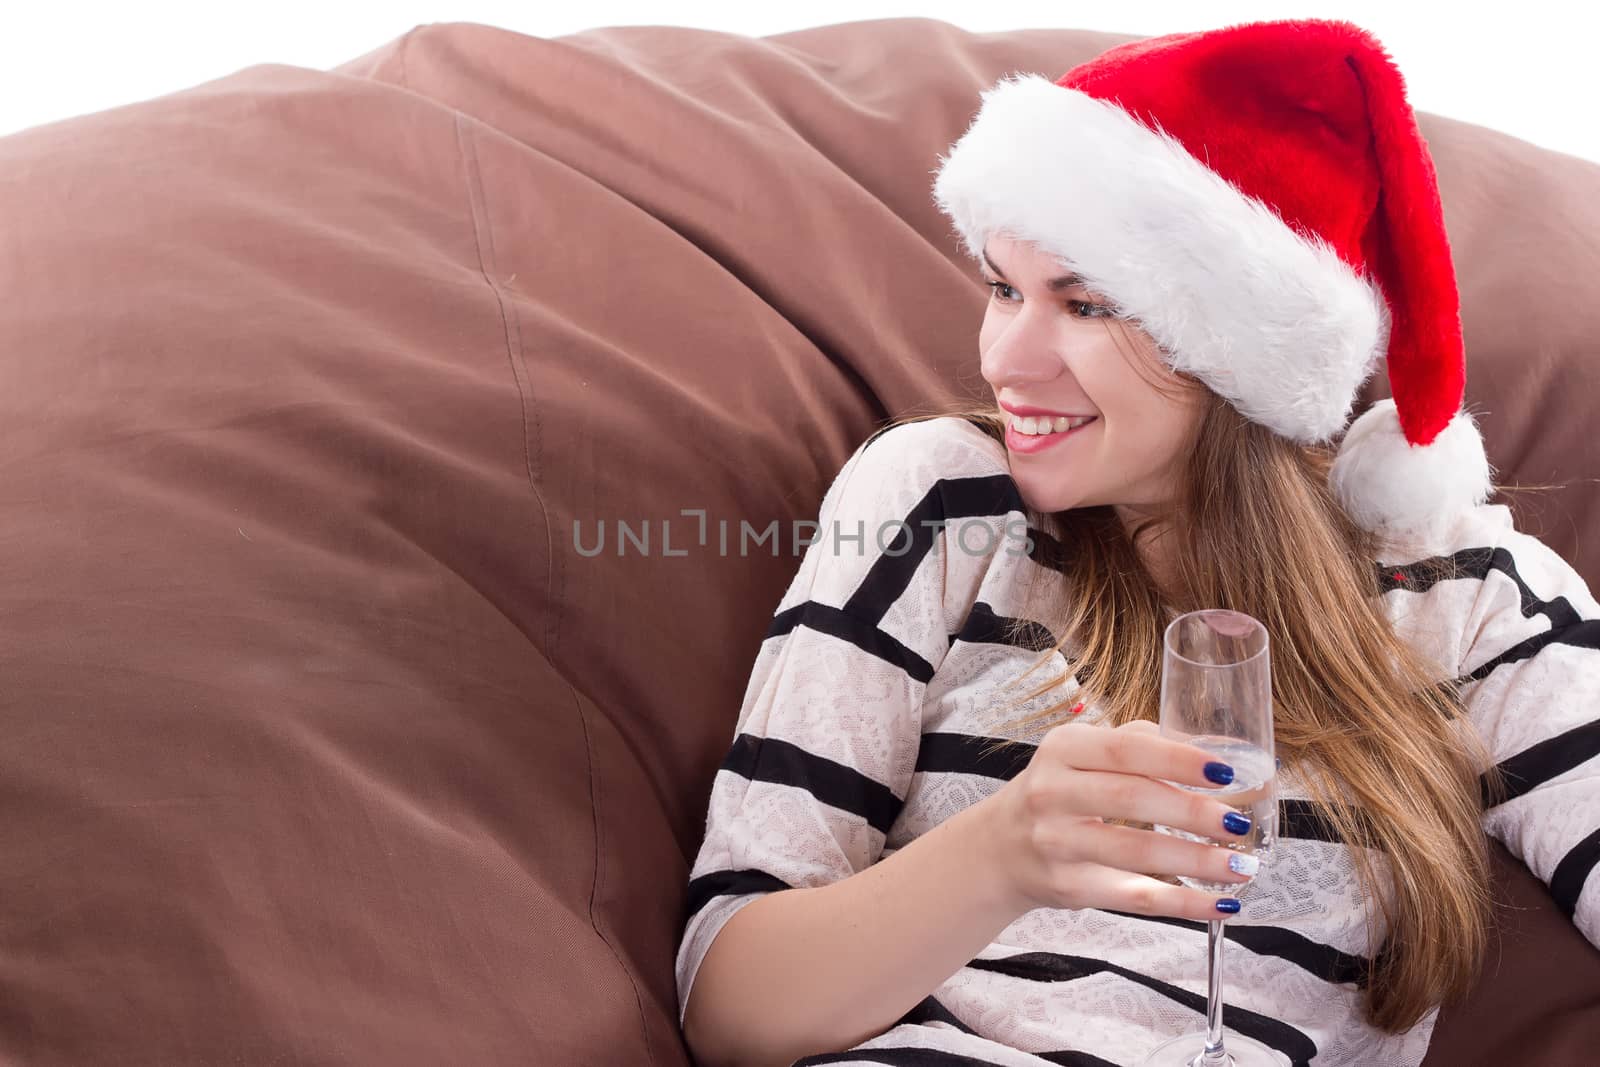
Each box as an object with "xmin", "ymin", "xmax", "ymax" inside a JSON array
[
  {"xmin": 1071, "ymin": 301, "xmax": 1117, "ymax": 319},
  {"xmin": 984, "ymin": 280, "xmax": 1115, "ymax": 319},
  {"xmin": 985, "ymin": 280, "xmax": 1020, "ymax": 303}
]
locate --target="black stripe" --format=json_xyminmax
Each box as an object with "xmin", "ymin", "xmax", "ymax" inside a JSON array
[
  {"xmin": 1550, "ymin": 826, "xmax": 1600, "ymax": 920},
  {"xmin": 915, "ymin": 732, "xmax": 1035, "ymax": 781},
  {"xmin": 949, "ymin": 601, "xmax": 1061, "ymax": 653},
  {"xmin": 1034, "ymin": 1052, "xmax": 1123, "ymax": 1067},
  {"xmin": 1099, "ymin": 909, "xmax": 1369, "ymax": 988},
  {"xmin": 965, "ymin": 952, "xmax": 1317, "ymax": 1067},
  {"xmin": 1375, "ymin": 551, "xmax": 1469, "ymax": 594},
  {"xmin": 1277, "ymin": 798, "xmax": 1339, "ymax": 844},
  {"xmin": 1464, "ymin": 619, "xmax": 1600, "ymax": 682},
  {"xmin": 720, "ymin": 733, "xmax": 904, "ymax": 836},
  {"xmin": 768, "ymin": 600, "xmax": 937, "ymax": 684},
  {"xmin": 682, "ymin": 867, "xmax": 791, "ymax": 923},
  {"xmin": 843, "ymin": 474, "xmax": 1027, "ymax": 623},
  {"xmin": 897, "ymin": 995, "xmax": 981, "ymax": 1035},
  {"xmin": 1482, "ymin": 718, "xmax": 1600, "ymax": 807},
  {"xmin": 897, "ymin": 997, "xmax": 1122, "ymax": 1067},
  {"xmin": 1475, "ymin": 546, "xmax": 1583, "ymax": 627},
  {"xmin": 799, "ymin": 1034, "xmax": 1119, "ymax": 1067},
  {"xmin": 1278, "ymin": 798, "xmax": 1381, "ymax": 848},
  {"xmin": 1020, "ymin": 520, "xmax": 1076, "ymax": 575},
  {"xmin": 1379, "ymin": 547, "xmax": 1584, "ymax": 628},
  {"xmin": 1379, "ymin": 545, "xmax": 1600, "ymax": 683},
  {"xmin": 917, "ymin": 732, "xmax": 1365, "ymax": 846},
  {"xmin": 794, "ymin": 1046, "xmax": 1013, "ymax": 1066},
  {"xmin": 793, "ymin": 1049, "xmax": 1004, "ymax": 1062},
  {"xmin": 1377, "ymin": 547, "xmax": 1491, "ymax": 596},
  {"xmin": 894, "ymin": 994, "xmax": 1125, "ymax": 1065}
]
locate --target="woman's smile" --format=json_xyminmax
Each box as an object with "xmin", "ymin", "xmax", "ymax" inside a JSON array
[{"xmin": 1004, "ymin": 414, "xmax": 1099, "ymax": 455}]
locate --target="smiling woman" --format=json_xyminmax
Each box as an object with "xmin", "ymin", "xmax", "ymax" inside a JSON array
[
  {"xmin": 677, "ymin": 16, "xmax": 1600, "ymax": 1067},
  {"xmin": 976, "ymin": 233, "xmax": 1208, "ymax": 520},
  {"xmin": 3, "ymin": 9, "xmax": 1598, "ymax": 1067}
]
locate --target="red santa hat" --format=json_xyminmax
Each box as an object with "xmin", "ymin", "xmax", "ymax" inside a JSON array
[{"xmin": 930, "ymin": 18, "xmax": 1492, "ymax": 534}]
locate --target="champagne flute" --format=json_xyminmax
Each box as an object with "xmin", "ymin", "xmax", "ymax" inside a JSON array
[{"xmin": 1142, "ymin": 609, "xmax": 1280, "ymax": 1067}]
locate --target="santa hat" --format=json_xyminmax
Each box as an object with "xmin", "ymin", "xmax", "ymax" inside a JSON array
[{"xmin": 930, "ymin": 18, "xmax": 1492, "ymax": 533}]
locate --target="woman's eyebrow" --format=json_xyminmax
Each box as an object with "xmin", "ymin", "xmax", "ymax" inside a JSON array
[{"xmin": 980, "ymin": 247, "xmax": 1085, "ymax": 291}]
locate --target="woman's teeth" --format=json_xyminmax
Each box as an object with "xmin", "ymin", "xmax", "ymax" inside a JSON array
[{"xmin": 1011, "ymin": 414, "xmax": 1096, "ymax": 436}]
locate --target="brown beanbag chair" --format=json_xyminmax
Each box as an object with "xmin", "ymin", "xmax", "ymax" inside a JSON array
[{"xmin": 0, "ymin": 16, "xmax": 1594, "ymax": 1066}]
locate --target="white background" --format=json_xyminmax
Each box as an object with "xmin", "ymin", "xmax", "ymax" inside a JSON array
[{"xmin": 3, "ymin": 2, "xmax": 1595, "ymax": 164}]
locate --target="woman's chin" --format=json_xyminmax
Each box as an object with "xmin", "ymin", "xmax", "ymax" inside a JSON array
[{"xmin": 1015, "ymin": 481, "xmax": 1089, "ymax": 516}]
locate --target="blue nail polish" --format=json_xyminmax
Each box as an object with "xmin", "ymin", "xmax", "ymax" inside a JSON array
[
  {"xmin": 1216, "ymin": 898, "xmax": 1242, "ymax": 914},
  {"xmin": 1222, "ymin": 811, "xmax": 1252, "ymax": 835},
  {"xmin": 1204, "ymin": 762, "xmax": 1235, "ymax": 785}
]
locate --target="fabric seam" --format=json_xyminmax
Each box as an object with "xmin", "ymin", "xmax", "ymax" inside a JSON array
[{"xmin": 454, "ymin": 112, "xmax": 654, "ymax": 1062}]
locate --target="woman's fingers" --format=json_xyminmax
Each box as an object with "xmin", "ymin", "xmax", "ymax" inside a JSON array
[
  {"xmin": 1001, "ymin": 718, "xmax": 1267, "ymax": 920},
  {"xmin": 1042, "ymin": 720, "xmax": 1238, "ymax": 791},
  {"xmin": 1069, "ymin": 823, "xmax": 1256, "ymax": 887},
  {"xmin": 1049, "ymin": 768, "xmax": 1252, "ymax": 842},
  {"xmin": 1071, "ymin": 863, "xmax": 1244, "ymax": 922}
]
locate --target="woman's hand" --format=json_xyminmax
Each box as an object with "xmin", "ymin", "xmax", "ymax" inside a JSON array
[{"xmin": 980, "ymin": 719, "xmax": 1258, "ymax": 921}]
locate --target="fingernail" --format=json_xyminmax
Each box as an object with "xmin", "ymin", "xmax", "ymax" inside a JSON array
[
  {"xmin": 1222, "ymin": 811, "xmax": 1251, "ymax": 835},
  {"xmin": 1216, "ymin": 898, "xmax": 1242, "ymax": 914},
  {"xmin": 1204, "ymin": 762, "xmax": 1235, "ymax": 785},
  {"xmin": 1227, "ymin": 853, "xmax": 1259, "ymax": 876}
]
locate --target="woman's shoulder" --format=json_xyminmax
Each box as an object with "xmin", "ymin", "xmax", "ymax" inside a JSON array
[
  {"xmin": 1377, "ymin": 501, "xmax": 1600, "ymax": 671},
  {"xmin": 1376, "ymin": 501, "xmax": 1590, "ymax": 592},
  {"xmin": 823, "ymin": 415, "xmax": 1018, "ymax": 517},
  {"xmin": 1375, "ymin": 501, "xmax": 1524, "ymax": 566},
  {"xmin": 854, "ymin": 414, "xmax": 1013, "ymax": 479}
]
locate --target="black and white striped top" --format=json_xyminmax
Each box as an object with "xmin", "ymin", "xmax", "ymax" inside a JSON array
[{"xmin": 675, "ymin": 416, "xmax": 1600, "ymax": 1067}]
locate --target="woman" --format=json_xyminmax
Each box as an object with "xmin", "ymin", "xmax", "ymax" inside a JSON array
[{"xmin": 675, "ymin": 18, "xmax": 1599, "ymax": 1067}]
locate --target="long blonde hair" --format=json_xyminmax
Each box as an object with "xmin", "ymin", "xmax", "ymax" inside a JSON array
[{"xmin": 880, "ymin": 341, "xmax": 1504, "ymax": 1031}]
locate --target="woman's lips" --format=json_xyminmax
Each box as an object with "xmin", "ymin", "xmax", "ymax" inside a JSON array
[{"xmin": 1005, "ymin": 417, "xmax": 1097, "ymax": 455}]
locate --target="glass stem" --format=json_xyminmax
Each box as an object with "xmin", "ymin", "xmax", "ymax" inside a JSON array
[{"xmin": 1199, "ymin": 918, "xmax": 1229, "ymax": 1066}]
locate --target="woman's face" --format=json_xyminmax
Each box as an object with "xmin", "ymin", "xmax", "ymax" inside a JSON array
[{"xmin": 978, "ymin": 234, "xmax": 1208, "ymax": 518}]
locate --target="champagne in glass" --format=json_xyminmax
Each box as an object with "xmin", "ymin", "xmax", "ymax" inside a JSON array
[
  {"xmin": 1142, "ymin": 609, "xmax": 1281, "ymax": 1067},
  {"xmin": 1157, "ymin": 738, "xmax": 1276, "ymax": 893}
]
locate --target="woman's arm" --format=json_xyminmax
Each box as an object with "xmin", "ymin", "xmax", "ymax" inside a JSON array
[
  {"xmin": 683, "ymin": 793, "xmax": 1022, "ymax": 1067},
  {"xmin": 675, "ymin": 419, "xmax": 1030, "ymax": 1065}
]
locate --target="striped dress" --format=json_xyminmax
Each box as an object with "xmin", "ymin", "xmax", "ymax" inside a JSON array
[{"xmin": 675, "ymin": 416, "xmax": 1600, "ymax": 1067}]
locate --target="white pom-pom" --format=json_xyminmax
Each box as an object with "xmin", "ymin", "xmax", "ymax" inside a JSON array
[{"xmin": 1329, "ymin": 399, "xmax": 1493, "ymax": 534}]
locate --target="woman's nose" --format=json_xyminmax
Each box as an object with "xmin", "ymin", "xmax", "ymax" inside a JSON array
[{"xmin": 980, "ymin": 327, "xmax": 1065, "ymax": 390}]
